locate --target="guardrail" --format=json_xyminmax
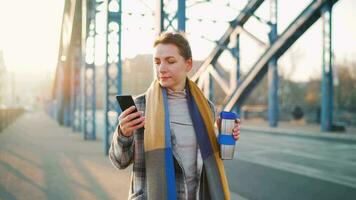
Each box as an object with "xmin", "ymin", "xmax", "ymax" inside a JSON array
[{"xmin": 0, "ymin": 108, "xmax": 25, "ymax": 132}]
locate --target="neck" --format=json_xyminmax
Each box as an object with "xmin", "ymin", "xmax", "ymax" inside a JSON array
[{"xmin": 168, "ymin": 80, "xmax": 186, "ymax": 92}]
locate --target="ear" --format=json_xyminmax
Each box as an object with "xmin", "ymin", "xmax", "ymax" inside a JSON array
[{"xmin": 185, "ymin": 58, "xmax": 193, "ymax": 72}]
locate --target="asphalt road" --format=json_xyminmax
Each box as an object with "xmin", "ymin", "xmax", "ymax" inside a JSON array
[{"xmin": 225, "ymin": 129, "xmax": 356, "ymax": 200}]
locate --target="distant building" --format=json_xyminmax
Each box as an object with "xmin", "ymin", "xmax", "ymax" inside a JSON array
[{"xmin": 122, "ymin": 54, "xmax": 153, "ymax": 95}]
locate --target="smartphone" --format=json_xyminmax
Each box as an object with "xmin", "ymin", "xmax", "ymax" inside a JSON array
[{"xmin": 116, "ymin": 95, "xmax": 137, "ymax": 113}]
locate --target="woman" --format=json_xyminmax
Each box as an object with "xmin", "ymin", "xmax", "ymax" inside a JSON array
[{"xmin": 109, "ymin": 32, "xmax": 240, "ymax": 200}]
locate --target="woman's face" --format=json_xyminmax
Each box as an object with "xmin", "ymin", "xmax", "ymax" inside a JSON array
[{"xmin": 153, "ymin": 43, "xmax": 192, "ymax": 91}]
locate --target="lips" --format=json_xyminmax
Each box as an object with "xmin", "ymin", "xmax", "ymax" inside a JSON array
[{"xmin": 160, "ymin": 77, "xmax": 171, "ymax": 80}]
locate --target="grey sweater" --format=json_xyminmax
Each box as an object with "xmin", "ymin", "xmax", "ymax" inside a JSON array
[{"xmin": 167, "ymin": 88, "xmax": 198, "ymax": 200}]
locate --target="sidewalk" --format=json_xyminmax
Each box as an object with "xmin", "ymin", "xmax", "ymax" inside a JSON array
[
  {"xmin": 0, "ymin": 112, "xmax": 131, "ymax": 200},
  {"xmin": 241, "ymin": 119, "xmax": 356, "ymax": 143}
]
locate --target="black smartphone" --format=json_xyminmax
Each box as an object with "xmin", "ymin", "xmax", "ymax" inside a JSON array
[{"xmin": 116, "ymin": 95, "xmax": 137, "ymax": 113}]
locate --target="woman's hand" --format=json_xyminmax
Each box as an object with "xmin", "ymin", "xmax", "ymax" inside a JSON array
[
  {"xmin": 118, "ymin": 106, "xmax": 145, "ymax": 137},
  {"xmin": 216, "ymin": 118, "xmax": 241, "ymax": 141},
  {"xmin": 232, "ymin": 119, "xmax": 240, "ymax": 141}
]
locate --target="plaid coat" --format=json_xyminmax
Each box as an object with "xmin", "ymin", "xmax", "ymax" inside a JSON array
[{"xmin": 109, "ymin": 93, "xmax": 218, "ymax": 200}]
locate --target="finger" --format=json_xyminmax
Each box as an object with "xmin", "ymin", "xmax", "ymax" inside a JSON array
[
  {"xmin": 235, "ymin": 118, "xmax": 241, "ymax": 125},
  {"xmin": 121, "ymin": 111, "xmax": 142, "ymax": 125},
  {"xmin": 232, "ymin": 125, "xmax": 240, "ymax": 132},
  {"xmin": 233, "ymin": 131, "xmax": 239, "ymax": 136},
  {"xmin": 119, "ymin": 106, "xmax": 137, "ymax": 119},
  {"xmin": 127, "ymin": 111, "xmax": 143, "ymax": 121},
  {"xmin": 127, "ymin": 120, "xmax": 145, "ymax": 132},
  {"xmin": 126, "ymin": 116, "xmax": 145, "ymax": 128}
]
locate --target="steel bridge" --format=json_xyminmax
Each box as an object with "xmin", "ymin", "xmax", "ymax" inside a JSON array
[{"xmin": 48, "ymin": 0, "xmax": 340, "ymax": 154}]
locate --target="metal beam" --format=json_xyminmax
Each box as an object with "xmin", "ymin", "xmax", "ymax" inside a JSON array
[
  {"xmin": 191, "ymin": 0, "xmax": 265, "ymax": 81},
  {"xmin": 55, "ymin": 0, "xmax": 78, "ymax": 127},
  {"xmin": 208, "ymin": 65, "xmax": 230, "ymax": 95},
  {"xmin": 70, "ymin": 48, "xmax": 83, "ymax": 132},
  {"xmin": 104, "ymin": 0, "xmax": 122, "ymax": 154},
  {"xmin": 177, "ymin": 0, "xmax": 186, "ymax": 32},
  {"xmin": 156, "ymin": 0, "xmax": 186, "ymax": 34},
  {"xmin": 233, "ymin": 34, "xmax": 241, "ymax": 114},
  {"xmin": 223, "ymin": 0, "xmax": 339, "ymax": 111},
  {"xmin": 209, "ymin": 74, "xmax": 215, "ymax": 102},
  {"xmin": 239, "ymin": 27, "xmax": 267, "ymax": 47},
  {"xmin": 82, "ymin": 0, "xmax": 96, "ymax": 140},
  {"xmin": 321, "ymin": 2, "xmax": 334, "ymax": 132},
  {"xmin": 69, "ymin": 0, "xmax": 83, "ymax": 132},
  {"xmin": 268, "ymin": 0, "xmax": 278, "ymax": 127}
]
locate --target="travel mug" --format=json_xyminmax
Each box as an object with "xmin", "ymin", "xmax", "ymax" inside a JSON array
[{"xmin": 218, "ymin": 111, "xmax": 239, "ymax": 160}]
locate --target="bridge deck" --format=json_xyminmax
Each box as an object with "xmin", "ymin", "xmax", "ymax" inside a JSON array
[
  {"xmin": 1, "ymin": 112, "xmax": 355, "ymax": 200},
  {"xmin": 0, "ymin": 112, "xmax": 131, "ymax": 200}
]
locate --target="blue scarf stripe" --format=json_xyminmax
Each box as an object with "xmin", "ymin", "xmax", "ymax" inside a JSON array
[
  {"xmin": 186, "ymin": 86, "xmax": 214, "ymax": 160},
  {"xmin": 162, "ymin": 88, "xmax": 177, "ymax": 200}
]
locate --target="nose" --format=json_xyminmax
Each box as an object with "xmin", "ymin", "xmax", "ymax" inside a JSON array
[{"xmin": 157, "ymin": 62, "xmax": 168, "ymax": 74}]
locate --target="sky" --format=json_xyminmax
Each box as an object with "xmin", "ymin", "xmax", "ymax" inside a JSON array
[
  {"xmin": 0, "ymin": 0, "xmax": 355, "ymax": 84},
  {"xmin": 0, "ymin": 0, "xmax": 64, "ymax": 80}
]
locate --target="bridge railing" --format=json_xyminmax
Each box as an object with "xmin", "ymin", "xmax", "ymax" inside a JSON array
[{"xmin": 0, "ymin": 108, "xmax": 25, "ymax": 132}]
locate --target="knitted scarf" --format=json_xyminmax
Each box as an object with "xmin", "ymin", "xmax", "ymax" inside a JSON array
[{"xmin": 144, "ymin": 79, "xmax": 230, "ymax": 200}]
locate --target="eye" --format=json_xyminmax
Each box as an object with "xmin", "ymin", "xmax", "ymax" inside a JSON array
[
  {"xmin": 154, "ymin": 60, "xmax": 160, "ymax": 65},
  {"xmin": 167, "ymin": 59, "xmax": 175, "ymax": 64}
]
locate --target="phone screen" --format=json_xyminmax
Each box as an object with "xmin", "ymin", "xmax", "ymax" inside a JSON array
[{"xmin": 116, "ymin": 95, "xmax": 137, "ymax": 112}]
